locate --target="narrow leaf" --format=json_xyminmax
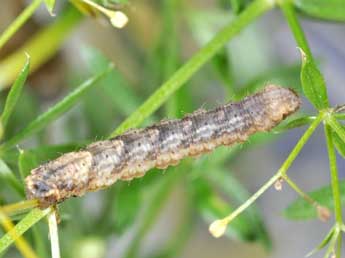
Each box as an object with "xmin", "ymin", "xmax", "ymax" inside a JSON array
[
  {"xmin": 0, "ymin": 65, "xmax": 112, "ymax": 151},
  {"xmin": 306, "ymin": 226, "xmax": 335, "ymax": 257},
  {"xmin": 294, "ymin": 0, "xmax": 345, "ymax": 22},
  {"xmin": 0, "ymin": 159, "xmax": 24, "ymax": 197},
  {"xmin": 299, "ymin": 51, "xmax": 328, "ymax": 108},
  {"xmin": 299, "ymin": 48, "xmax": 329, "ymax": 110},
  {"xmin": 18, "ymin": 150, "xmax": 39, "ymax": 180},
  {"xmin": 284, "ymin": 180, "xmax": 345, "ymax": 220},
  {"xmin": 44, "ymin": 0, "xmax": 56, "ymax": 16},
  {"xmin": 327, "ymin": 115, "xmax": 345, "ymax": 147},
  {"xmin": 333, "ymin": 131, "xmax": 345, "ymax": 158},
  {"xmin": 0, "ymin": 208, "xmax": 50, "ymax": 254},
  {"xmin": 273, "ymin": 115, "xmax": 316, "ymax": 133},
  {"xmin": 1, "ymin": 56, "xmax": 30, "ymax": 130}
]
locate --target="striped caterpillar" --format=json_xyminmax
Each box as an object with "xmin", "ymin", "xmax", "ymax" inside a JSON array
[{"xmin": 25, "ymin": 85, "xmax": 301, "ymax": 208}]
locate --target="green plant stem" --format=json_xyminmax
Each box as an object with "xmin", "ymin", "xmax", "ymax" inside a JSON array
[
  {"xmin": 0, "ymin": 208, "xmax": 51, "ymax": 254},
  {"xmin": 337, "ymin": 233, "xmax": 342, "ymax": 258},
  {"xmin": 281, "ymin": 174, "xmax": 318, "ymax": 207},
  {"xmin": 278, "ymin": 114, "xmax": 322, "ymax": 177},
  {"xmin": 334, "ymin": 113, "xmax": 345, "ymax": 120},
  {"xmin": 279, "ymin": 1, "xmax": 312, "ymax": 57},
  {"xmin": 324, "ymin": 124, "xmax": 343, "ymax": 225},
  {"xmin": 0, "ymin": 7, "xmax": 82, "ymax": 90},
  {"xmin": 109, "ymin": 0, "xmax": 274, "ymax": 137},
  {"xmin": 0, "ymin": 0, "xmax": 43, "ymax": 51},
  {"xmin": 327, "ymin": 115, "xmax": 345, "ymax": 143},
  {"xmin": 214, "ymin": 114, "xmax": 322, "ymax": 226}
]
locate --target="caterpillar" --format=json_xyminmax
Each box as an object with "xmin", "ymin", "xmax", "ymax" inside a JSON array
[{"xmin": 25, "ymin": 85, "xmax": 301, "ymax": 208}]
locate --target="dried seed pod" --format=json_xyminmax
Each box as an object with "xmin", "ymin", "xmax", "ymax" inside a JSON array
[{"xmin": 25, "ymin": 85, "xmax": 301, "ymax": 208}]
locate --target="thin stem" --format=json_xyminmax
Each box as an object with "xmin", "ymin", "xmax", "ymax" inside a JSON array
[
  {"xmin": 281, "ymin": 174, "xmax": 316, "ymax": 206},
  {"xmin": 324, "ymin": 124, "xmax": 343, "ymax": 225},
  {"xmin": 0, "ymin": 0, "xmax": 43, "ymax": 51},
  {"xmin": 337, "ymin": 233, "xmax": 342, "ymax": 258},
  {"xmin": 327, "ymin": 115, "xmax": 345, "ymax": 143},
  {"xmin": 334, "ymin": 113, "xmax": 345, "ymax": 120},
  {"xmin": 1, "ymin": 200, "xmax": 38, "ymax": 217},
  {"xmin": 213, "ymin": 173, "xmax": 281, "ymax": 229},
  {"xmin": 279, "ymin": 1, "xmax": 312, "ymax": 57},
  {"xmin": 278, "ymin": 114, "xmax": 323, "ymax": 177},
  {"xmin": 110, "ymin": 0, "xmax": 275, "ymax": 137},
  {"xmin": 47, "ymin": 210, "xmax": 60, "ymax": 258},
  {"xmin": 0, "ymin": 208, "xmax": 38, "ymax": 258},
  {"xmin": 209, "ymin": 114, "xmax": 322, "ymax": 236},
  {"xmin": 0, "ymin": 208, "xmax": 51, "ymax": 254}
]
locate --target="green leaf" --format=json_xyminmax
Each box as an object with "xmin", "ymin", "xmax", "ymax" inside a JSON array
[
  {"xmin": 333, "ymin": 130, "xmax": 345, "ymax": 158},
  {"xmin": 0, "ymin": 65, "xmax": 113, "ymax": 152},
  {"xmin": 0, "ymin": 56, "xmax": 30, "ymax": 130},
  {"xmin": 205, "ymin": 168, "xmax": 271, "ymax": 249},
  {"xmin": 0, "ymin": 208, "xmax": 50, "ymax": 254},
  {"xmin": 18, "ymin": 150, "xmax": 39, "ymax": 180},
  {"xmin": 327, "ymin": 116, "xmax": 345, "ymax": 147},
  {"xmin": 284, "ymin": 180, "xmax": 345, "ymax": 220},
  {"xmin": 294, "ymin": 0, "xmax": 345, "ymax": 22},
  {"xmin": 0, "ymin": 159, "xmax": 24, "ymax": 197},
  {"xmin": 299, "ymin": 48, "xmax": 329, "ymax": 110},
  {"xmin": 193, "ymin": 178, "xmax": 261, "ymax": 242},
  {"xmin": 306, "ymin": 226, "xmax": 335, "ymax": 257},
  {"xmin": 273, "ymin": 115, "xmax": 316, "ymax": 133},
  {"xmin": 44, "ymin": 0, "xmax": 56, "ymax": 16}
]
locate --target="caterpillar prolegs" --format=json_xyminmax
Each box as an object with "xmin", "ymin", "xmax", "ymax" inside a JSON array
[{"xmin": 25, "ymin": 85, "xmax": 301, "ymax": 208}]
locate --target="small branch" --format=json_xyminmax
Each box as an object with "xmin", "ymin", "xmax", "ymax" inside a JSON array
[
  {"xmin": 279, "ymin": 1, "xmax": 313, "ymax": 58},
  {"xmin": 209, "ymin": 114, "xmax": 323, "ymax": 237},
  {"xmin": 281, "ymin": 174, "xmax": 330, "ymax": 221},
  {"xmin": 48, "ymin": 210, "xmax": 61, "ymax": 258},
  {"xmin": 0, "ymin": 0, "xmax": 43, "ymax": 50},
  {"xmin": 1, "ymin": 200, "xmax": 38, "ymax": 217},
  {"xmin": 0, "ymin": 207, "xmax": 39, "ymax": 258},
  {"xmin": 327, "ymin": 115, "xmax": 345, "ymax": 143},
  {"xmin": 324, "ymin": 124, "xmax": 343, "ymax": 225}
]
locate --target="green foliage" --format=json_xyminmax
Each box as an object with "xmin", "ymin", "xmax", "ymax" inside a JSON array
[
  {"xmin": 294, "ymin": 0, "xmax": 345, "ymax": 21},
  {"xmin": 284, "ymin": 181, "xmax": 345, "ymax": 220},
  {"xmin": 0, "ymin": 159, "xmax": 23, "ymax": 197},
  {"xmin": 0, "ymin": 65, "xmax": 112, "ymax": 152},
  {"xmin": 0, "ymin": 0, "xmax": 344, "ymax": 258},
  {"xmin": 299, "ymin": 49, "xmax": 329, "ymax": 110},
  {"xmin": 0, "ymin": 56, "xmax": 30, "ymax": 130},
  {"xmin": 0, "ymin": 208, "xmax": 50, "ymax": 254}
]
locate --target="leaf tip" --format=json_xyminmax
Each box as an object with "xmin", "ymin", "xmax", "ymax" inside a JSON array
[{"xmin": 297, "ymin": 47, "xmax": 307, "ymax": 63}]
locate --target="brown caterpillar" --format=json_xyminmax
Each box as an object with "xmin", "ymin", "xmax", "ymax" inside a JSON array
[{"xmin": 25, "ymin": 85, "xmax": 301, "ymax": 208}]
